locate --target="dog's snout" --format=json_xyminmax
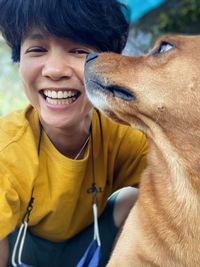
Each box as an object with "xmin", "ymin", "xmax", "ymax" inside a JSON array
[{"xmin": 86, "ymin": 53, "xmax": 98, "ymax": 63}]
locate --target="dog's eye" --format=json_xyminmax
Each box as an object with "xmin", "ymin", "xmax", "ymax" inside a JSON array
[{"xmin": 152, "ymin": 41, "xmax": 174, "ymax": 56}]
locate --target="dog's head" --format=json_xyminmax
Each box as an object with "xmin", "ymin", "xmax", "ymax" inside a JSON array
[{"xmin": 84, "ymin": 35, "xmax": 200, "ymax": 133}]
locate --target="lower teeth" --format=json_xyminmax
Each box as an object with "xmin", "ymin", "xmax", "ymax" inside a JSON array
[{"xmin": 46, "ymin": 97, "xmax": 76, "ymax": 105}]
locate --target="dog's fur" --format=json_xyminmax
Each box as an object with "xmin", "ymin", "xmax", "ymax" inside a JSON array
[{"xmin": 84, "ymin": 35, "xmax": 200, "ymax": 266}]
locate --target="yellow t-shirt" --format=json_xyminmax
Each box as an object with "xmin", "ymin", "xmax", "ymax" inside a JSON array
[{"xmin": 0, "ymin": 105, "xmax": 147, "ymax": 242}]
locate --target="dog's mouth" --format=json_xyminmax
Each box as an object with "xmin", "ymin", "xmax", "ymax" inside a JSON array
[{"xmin": 88, "ymin": 80, "xmax": 135, "ymax": 101}]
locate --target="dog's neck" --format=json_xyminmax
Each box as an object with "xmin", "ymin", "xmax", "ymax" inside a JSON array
[
  {"xmin": 133, "ymin": 113, "xmax": 200, "ymax": 208},
  {"xmin": 134, "ymin": 113, "xmax": 200, "ymax": 176},
  {"xmin": 134, "ymin": 120, "xmax": 200, "ymax": 245},
  {"xmin": 148, "ymin": 124, "xmax": 200, "ymax": 177}
]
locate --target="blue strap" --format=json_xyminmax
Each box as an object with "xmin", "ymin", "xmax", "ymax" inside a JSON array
[
  {"xmin": 76, "ymin": 240, "xmax": 100, "ymax": 267},
  {"xmin": 88, "ymin": 246, "xmax": 100, "ymax": 267}
]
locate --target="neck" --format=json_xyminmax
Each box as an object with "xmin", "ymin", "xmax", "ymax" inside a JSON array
[
  {"xmin": 150, "ymin": 126, "xmax": 200, "ymax": 174},
  {"xmin": 134, "ymin": 113, "xmax": 200, "ymax": 175},
  {"xmin": 40, "ymin": 113, "xmax": 92, "ymax": 158},
  {"xmin": 144, "ymin": 123, "xmax": 200, "ymax": 211}
]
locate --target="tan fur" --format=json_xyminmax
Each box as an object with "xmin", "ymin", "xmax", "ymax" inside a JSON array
[{"xmin": 84, "ymin": 35, "xmax": 200, "ymax": 266}]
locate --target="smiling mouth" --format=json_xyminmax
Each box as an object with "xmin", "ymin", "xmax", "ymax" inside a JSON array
[{"xmin": 40, "ymin": 89, "xmax": 81, "ymax": 105}]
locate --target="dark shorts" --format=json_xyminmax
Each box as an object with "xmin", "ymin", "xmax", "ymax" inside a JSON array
[{"xmin": 8, "ymin": 192, "xmax": 119, "ymax": 267}]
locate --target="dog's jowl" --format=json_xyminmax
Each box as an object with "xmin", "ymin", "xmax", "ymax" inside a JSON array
[{"xmin": 84, "ymin": 35, "xmax": 200, "ymax": 267}]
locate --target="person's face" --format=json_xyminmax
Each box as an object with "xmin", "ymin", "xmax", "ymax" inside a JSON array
[{"xmin": 20, "ymin": 29, "xmax": 95, "ymax": 129}]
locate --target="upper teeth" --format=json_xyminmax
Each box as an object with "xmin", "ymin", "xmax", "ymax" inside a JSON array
[{"xmin": 43, "ymin": 90, "xmax": 78, "ymax": 99}]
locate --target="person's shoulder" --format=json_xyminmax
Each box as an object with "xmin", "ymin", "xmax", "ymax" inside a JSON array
[{"xmin": 0, "ymin": 105, "xmax": 36, "ymax": 151}]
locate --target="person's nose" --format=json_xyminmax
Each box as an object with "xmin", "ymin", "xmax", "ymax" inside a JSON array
[{"xmin": 42, "ymin": 53, "xmax": 73, "ymax": 80}]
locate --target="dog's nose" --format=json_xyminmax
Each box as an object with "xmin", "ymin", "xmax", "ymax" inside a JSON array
[{"xmin": 86, "ymin": 53, "xmax": 98, "ymax": 63}]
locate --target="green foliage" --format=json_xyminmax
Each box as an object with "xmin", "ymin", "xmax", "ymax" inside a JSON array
[
  {"xmin": 159, "ymin": 0, "xmax": 200, "ymax": 33},
  {"xmin": 0, "ymin": 40, "xmax": 27, "ymax": 115}
]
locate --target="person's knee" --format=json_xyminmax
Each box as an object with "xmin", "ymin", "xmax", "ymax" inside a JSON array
[
  {"xmin": 0, "ymin": 237, "xmax": 9, "ymax": 267},
  {"xmin": 113, "ymin": 187, "xmax": 138, "ymax": 228}
]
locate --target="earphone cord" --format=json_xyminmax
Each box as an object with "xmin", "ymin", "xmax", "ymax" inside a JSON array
[{"xmin": 87, "ymin": 111, "xmax": 103, "ymax": 246}]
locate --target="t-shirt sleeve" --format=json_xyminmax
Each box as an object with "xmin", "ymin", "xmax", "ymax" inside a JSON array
[
  {"xmin": 0, "ymin": 165, "xmax": 20, "ymax": 240},
  {"xmin": 113, "ymin": 128, "xmax": 148, "ymax": 191}
]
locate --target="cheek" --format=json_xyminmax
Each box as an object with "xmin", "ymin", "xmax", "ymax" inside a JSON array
[
  {"xmin": 19, "ymin": 61, "xmax": 35, "ymax": 86},
  {"xmin": 75, "ymin": 60, "xmax": 85, "ymax": 83},
  {"xmin": 20, "ymin": 51, "xmax": 43, "ymax": 82},
  {"xmin": 19, "ymin": 61, "xmax": 39, "ymax": 104}
]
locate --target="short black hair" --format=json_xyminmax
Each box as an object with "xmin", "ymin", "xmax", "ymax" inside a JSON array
[{"xmin": 0, "ymin": 0, "xmax": 129, "ymax": 62}]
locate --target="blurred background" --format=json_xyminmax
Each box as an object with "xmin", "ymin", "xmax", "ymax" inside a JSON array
[{"xmin": 0, "ymin": 0, "xmax": 199, "ymax": 115}]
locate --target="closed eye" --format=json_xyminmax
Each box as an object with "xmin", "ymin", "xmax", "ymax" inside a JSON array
[
  {"xmin": 25, "ymin": 47, "xmax": 47, "ymax": 54},
  {"xmin": 151, "ymin": 41, "xmax": 174, "ymax": 56},
  {"xmin": 70, "ymin": 49, "xmax": 90, "ymax": 55}
]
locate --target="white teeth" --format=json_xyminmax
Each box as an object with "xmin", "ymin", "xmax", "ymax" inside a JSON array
[
  {"xmin": 57, "ymin": 91, "xmax": 63, "ymax": 99},
  {"xmin": 43, "ymin": 90, "xmax": 78, "ymax": 99},
  {"xmin": 51, "ymin": 91, "xmax": 57, "ymax": 98},
  {"xmin": 46, "ymin": 97, "xmax": 76, "ymax": 105},
  {"xmin": 47, "ymin": 90, "xmax": 52, "ymax": 97}
]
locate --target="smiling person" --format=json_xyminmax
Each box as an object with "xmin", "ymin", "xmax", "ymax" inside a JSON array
[{"xmin": 0, "ymin": 0, "xmax": 147, "ymax": 266}]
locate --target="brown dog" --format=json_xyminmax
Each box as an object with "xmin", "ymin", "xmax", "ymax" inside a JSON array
[{"xmin": 84, "ymin": 35, "xmax": 200, "ymax": 267}]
